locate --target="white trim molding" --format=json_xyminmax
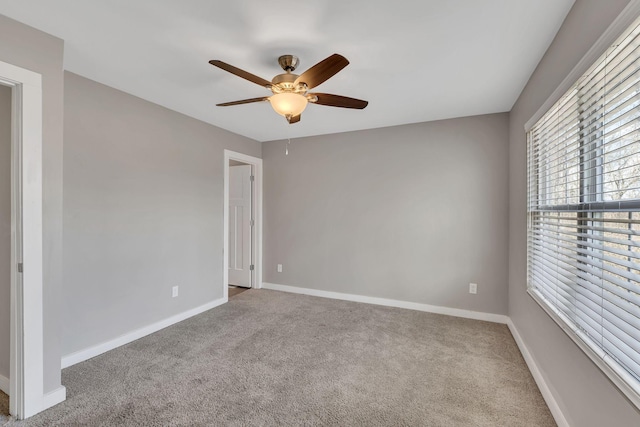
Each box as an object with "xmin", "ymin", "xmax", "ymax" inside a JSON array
[
  {"xmin": 0, "ymin": 374, "xmax": 8, "ymax": 395},
  {"xmin": 42, "ymin": 387, "xmax": 66, "ymax": 411},
  {"xmin": 507, "ymin": 319, "xmax": 569, "ymax": 427},
  {"xmin": 262, "ymin": 282, "xmax": 509, "ymax": 324},
  {"xmin": 0, "ymin": 59, "xmax": 45, "ymax": 420},
  {"xmin": 62, "ymin": 298, "xmax": 226, "ymax": 368}
]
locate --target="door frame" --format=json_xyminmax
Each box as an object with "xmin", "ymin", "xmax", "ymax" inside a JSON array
[
  {"xmin": 223, "ymin": 150, "xmax": 263, "ymax": 301},
  {"xmin": 0, "ymin": 60, "xmax": 45, "ymax": 419}
]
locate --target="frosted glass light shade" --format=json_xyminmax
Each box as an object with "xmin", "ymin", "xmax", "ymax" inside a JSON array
[{"xmin": 269, "ymin": 92, "xmax": 308, "ymax": 117}]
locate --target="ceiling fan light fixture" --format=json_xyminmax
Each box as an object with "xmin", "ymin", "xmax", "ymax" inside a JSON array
[
  {"xmin": 269, "ymin": 92, "xmax": 308, "ymax": 118},
  {"xmin": 210, "ymin": 54, "xmax": 368, "ymax": 124}
]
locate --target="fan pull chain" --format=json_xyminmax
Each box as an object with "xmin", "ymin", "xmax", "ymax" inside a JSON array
[{"xmin": 285, "ymin": 137, "xmax": 291, "ymax": 156}]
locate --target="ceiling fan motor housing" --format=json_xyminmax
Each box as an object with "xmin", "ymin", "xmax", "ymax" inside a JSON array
[{"xmin": 278, "ymin": 54, "xmax": 299, "ymax": 72}]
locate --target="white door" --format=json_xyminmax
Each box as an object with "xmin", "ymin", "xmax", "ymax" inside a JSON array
[{"xmin": 228, "ymin": 164, "xmax": 252, "ymax": 287}]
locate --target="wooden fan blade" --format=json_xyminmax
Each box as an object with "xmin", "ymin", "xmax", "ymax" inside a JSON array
[
  {"xmin": 309, "ymin": 93, "xmax": 368, "ymax": 109},
  {"xmin": 209, "ymin": 60, "xmax": 272, "ymax": 88},
  {"xmin": 294, "ymin": 54, "xmax": 349, "ymax": 89},
  {"xmin": 216, "ymin": 97, "xmax": 269, "ymax": 107},
  {"xmin": 287, "ymin": 114, "xmax": 301, "ymax": 124}
]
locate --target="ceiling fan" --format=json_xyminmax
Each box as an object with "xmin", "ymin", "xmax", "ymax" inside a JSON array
[{"xmin": 209, "ymin": 54, "xmax": 368, "ymax": 124}]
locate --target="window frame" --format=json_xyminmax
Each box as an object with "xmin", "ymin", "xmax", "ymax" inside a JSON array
[{"xmin": 525, "ymin": 1, "xmax": 640, "ymax": 410}]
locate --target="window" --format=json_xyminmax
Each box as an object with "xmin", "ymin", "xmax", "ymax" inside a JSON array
[{"xmin": 527, "ymin": 14, "xmax": 640, "ymax": 403}]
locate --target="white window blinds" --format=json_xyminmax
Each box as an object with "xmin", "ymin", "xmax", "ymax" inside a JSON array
[{"xmin": 527, "ymin": 15, "xmax": 640, "ymax": 397}]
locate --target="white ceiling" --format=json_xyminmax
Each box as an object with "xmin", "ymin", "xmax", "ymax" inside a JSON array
[{"xmin": 0, "ymin": 0, "xmax": 574, "ymax": 142}]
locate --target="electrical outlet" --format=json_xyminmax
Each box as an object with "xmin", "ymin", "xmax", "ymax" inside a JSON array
[
  {"xmin": 469, "ymin": 283, "xmax": 478, "ymax": 294},
  {"xmin": 277, "ymin": 264, "xmax": 283, "ymax": 273},
  {"xmin": 172, "ymin": 286, "xmax": 179, "ymax": 298}
]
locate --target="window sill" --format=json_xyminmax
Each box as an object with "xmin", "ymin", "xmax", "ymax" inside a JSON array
[{"xmin": 527, "ymin": 288, "xmax": 640, "ymax": 411}]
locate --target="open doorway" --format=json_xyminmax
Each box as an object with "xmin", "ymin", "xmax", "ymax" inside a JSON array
[
  {"xmin": 0, "ymin": 81, "xmax": 11, "ymax": 425},
  {"xmin": 228, "ymin": 160, "xmax": 252, "ymax": 298},
  {"xmin": 223, "ymin": 150, "xmax": 262, "ymax": 301}
]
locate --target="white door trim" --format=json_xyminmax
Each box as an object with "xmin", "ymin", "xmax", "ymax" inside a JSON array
[
  {"xmin": 0, "ymin": 60, "xmax": 46, "ymax": 419},
  {"xmin": 223, "ymin": 150, "xmax": 263, "ymax": 301}
]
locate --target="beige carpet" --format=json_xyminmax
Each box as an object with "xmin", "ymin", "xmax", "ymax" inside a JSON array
[
  {"xmin": 8, "ymin": 289, "xmax": 555, "ymax": 426},
  {"xmin": 0, "ymin": 391, "xmax": 9, "ymax": 426}
]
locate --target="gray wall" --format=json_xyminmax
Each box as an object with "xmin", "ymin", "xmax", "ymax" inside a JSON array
[
  {"xmin": 263, "ymin": 114, "xmax": 509, "ymax": 315},
  {"xmin": 0, "ymin": 84, "xmax": 10, "ymax": 381},
  {"xmin": 63, "ymin": 72, "xmax": 260, "ymax": 356},
  {"xmin": 509, "ymin": 0, "xmax": 640, "ymax": 425},
  {"xmin": 0, "ymin": 14, "xmax": 64, "ymax": 394}
]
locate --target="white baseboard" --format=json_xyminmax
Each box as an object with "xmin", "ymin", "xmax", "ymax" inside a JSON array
[
  {"xmin": 262, "ymin": 282, "xmax": 508, "ymax": 324},
  {"xmin": 0, "ymin": 376, "xmax": 65, "ymax": 414},
  {"xmin": 507, "ymin": 319, "xmax": 569, "ymax": 427},
  {"xmin": 0, "ymin": 374, "xmax": 8, "ymax": 395},
  {"xmin": 62, "ymin": 297, "xmax": 227, "ymax": 368},
  {"xmin": 42, "ymin": 386, "xmax": 66, "ymax": 411}
]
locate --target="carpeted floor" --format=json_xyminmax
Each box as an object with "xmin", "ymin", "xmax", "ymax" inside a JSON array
[
  {"xmin": 0, "ymin": 391, "xmax": 9, "ymax": 426},
  {"xmin": 8, "ymin": 289, "xmax": 555, "ymax": 426}
]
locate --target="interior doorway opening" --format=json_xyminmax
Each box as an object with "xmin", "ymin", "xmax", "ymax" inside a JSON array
[
  {"xmin": 223, "ymin": 150, "xmax": 263, "ymax": 302},
  {"xmin": 228, "ymin": 160, "xmax": 253, "ymax": 292}
]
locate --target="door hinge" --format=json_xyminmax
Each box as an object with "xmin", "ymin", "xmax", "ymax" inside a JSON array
[
  {"xmin": 250, "ymin": 175, "xmax": 255, "ymax": 182},
  {"xmin": 250, "ymin": 219, "xmax": 255, "ymax": 227},
  {"xmin": 249, "ymin": 264, "xmax": 255, "ymax": 271},
  {"xmin": 17, "ymin": 263, "xmax": 23, "ymax": 273}
]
